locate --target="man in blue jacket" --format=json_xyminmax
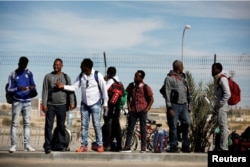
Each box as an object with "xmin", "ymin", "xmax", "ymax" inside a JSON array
[{"xmin": 7, "ymin": 56, "xmax": 37, "ymax": 153}]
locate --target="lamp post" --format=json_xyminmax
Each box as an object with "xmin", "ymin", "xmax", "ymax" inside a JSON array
[{"xmin": 182, "ymin": 24, "xmax": 191, "ymax": 63}]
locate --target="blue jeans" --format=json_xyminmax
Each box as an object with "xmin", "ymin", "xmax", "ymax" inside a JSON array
[
  {"xmin": 167, "ymin": 104, "xmax": 191, "ymax": 150},
  {"xmin": 10, "ymin": 101, "xmax": 32, "ymax": 146},
  {"xmin": 80, "ymin": 100, "xmax": 103, "ymax": 146}
]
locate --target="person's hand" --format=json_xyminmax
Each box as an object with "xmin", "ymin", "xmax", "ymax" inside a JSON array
[
  {"xmin": 18, "ymin": 86, "xmax": 27, "ymax": 91},
  {"xmin": 55, "ymin": 82, "xmax": 64, "ymax": 89},
  {"xmin": 42, "ymin": 105, "xmax": 48, "ymax": 114},
  {"xmin": 69, "ymin": 104, "xmax": 76, "ymax": 110},
  {"xmin": 167, "ymin": 109, "xmax": 174, "ymax": 117},
  {"xmin": 29, "ymin": 85, "xmax": 35, "ymax": 90}
]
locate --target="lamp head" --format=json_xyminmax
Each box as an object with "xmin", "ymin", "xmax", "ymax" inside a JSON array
[{"xmin": 185, "ymin": 25, "xmax": 191, "ymax": 29}]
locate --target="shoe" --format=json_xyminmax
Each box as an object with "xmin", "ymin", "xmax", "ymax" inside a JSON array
[
  {"xmin": 120, "ymin": 147, "xmax": 131, "ymax": 153},
  {"xmin": 140, "ymin": 146, "xmax": 146, "ymax": 153},
  {"xmin": 213, "ymin": 147, "xmax": 228, "ymax": 151},
  {"xmin": 182, "ymin": 148, "xmax": 191, "ymax": 153},
  {"xmin": 76, "ymin": 145, "xmax": 88, "ymax": 152},
  {"xmin": 167, "ymin": 148, "xmax": 180, "ymax": 153},
  {"xmin": 45, "ymin": 149, "xmax": 52, "ymax": 154},
  {"xmin": 9, "ymin": 145, "xmax": 16, "ymax": 153},
  {"xmin": 24, "ymin": 145, "xmax": 35, "ymax": 152},
  {"xmin": 97, "ymin": 145, "xmax": 104, "ymax": 152}
]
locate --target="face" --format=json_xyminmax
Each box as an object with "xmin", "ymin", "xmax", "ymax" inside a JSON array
[
  {"xmin": 134, "ymin": 72, "xmax": 143, "ymax": 84},
  {"xmin": 211, "ymin": 65, "xmax": 218, "ymax": 77},
  {"xmin": 178, "ymin": 62, "xmax": 184, "ymax": 73},
  {"xmin": 53, "ymin": 60, "xmax": 63, "ymax": 73},
  {"xmin": 81, "ymin": 64, "xmax": 91, "ymax": 75}
]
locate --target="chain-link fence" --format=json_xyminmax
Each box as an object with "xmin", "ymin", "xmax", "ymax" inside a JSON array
[{"xmin": 0, "ymin": 51, "xmax": 249, "ymax": 109}]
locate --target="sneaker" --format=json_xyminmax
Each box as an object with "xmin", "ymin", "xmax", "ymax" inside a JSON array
[
  {"xmin": 76, "ymin": 145, "xmax": 88, "ymax": 152},
  {"xmin": 120, "ymin": 147, "xmax": 131, "ymax": 153},
  {"xmin": 45, "ymin": 149, "xmax": 52, "ymax": 154},
  {"xmin": 140, "ymin": 146, "xmax": 146, "ymax": 153},
  {"xmin": 9, "ymin": 145, "xmax": 16, "ymax": 153},
  {"xmin": 24, "ymin": 145, "xmax": 35, "ymax": 152},
  {"xmin": 167, "ymin": 148, "xmax": 180, "ymax": 153},
  {"xmin": 97, "ymin": 145, "xmax": 104, "ymax": 152}
]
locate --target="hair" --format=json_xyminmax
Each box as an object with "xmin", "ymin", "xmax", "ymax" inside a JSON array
[
  {"xmin": 172, "ymin": 60, "xmax": 182, "ymax": 70},
  {"xmin": 81, "ymin": 58, "xmax": 93, "ymax": 69},
  {"xmin": 19, "ymin": 56, "xmax": 29, "ymax": 65},
  {"xmin": 137, "ymin": 70, "xmax": 145, "ymax": 79},
  {"xmin": 212, "ymin": 62, "xmax": 223, "ymax": 71},
  {"xmin": 54, "ymin": 58, "xmax": 63, "ymax": 64},
  {"xmin": 107, "ymin": 67, "xmax": 116, "ymax": 76}
]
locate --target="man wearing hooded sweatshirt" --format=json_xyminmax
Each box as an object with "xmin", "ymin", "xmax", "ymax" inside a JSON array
[
  {"xmin": 212, "ymin": 62, "xmax": 231, "ymax": 151},
  {"xmin": 164, "ymin": 60, "xmax": 191, "ymax": 153}
]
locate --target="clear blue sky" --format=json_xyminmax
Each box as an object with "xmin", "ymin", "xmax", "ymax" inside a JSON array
[{"xmin": 0, "ymin": 1, "xmax": 250, "ymax": 57}]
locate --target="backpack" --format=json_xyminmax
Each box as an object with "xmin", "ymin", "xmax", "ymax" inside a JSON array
[
  {"xmin": 51, "ymin": 127, "xmax": 71, "ymax": 151},
  {"xmin": 108, "ymin": 78, "xmax": 124, "ymax": 107},
  {"xmin": 5, "ymin": 69, "xmax": 37, "ymax": 104},
  {"xmin": 153, "ymin": 128, "xmax": 168, "ymax": 153},
  {"xmin": 218, "ymin": 75, "xmax": 241, "ymax": 105},
  {"xmin": 159, "ymin": 84, "xmax": 166, "ymax": 98},
  {"xmin": 119, "ymin": 89, "xmax": 128, "ymax": 109}
]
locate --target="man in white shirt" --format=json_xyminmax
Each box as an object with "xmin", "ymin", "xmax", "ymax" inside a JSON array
[{"xmin": 56, "ymin": 58, "xmax": 108, "ymax": 152}]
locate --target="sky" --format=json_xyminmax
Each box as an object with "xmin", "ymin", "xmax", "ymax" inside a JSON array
[
  {"xmin": 0, "ymin": 1, "xmax": 250, "ymax": 108},
  {"xmin": 0, "ymin": 1, "xmax": 250, "ymax": 56}
]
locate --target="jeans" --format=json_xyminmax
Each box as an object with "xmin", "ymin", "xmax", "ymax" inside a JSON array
[
  {"xmin": 167, "ymin": 104, "xmax": 191, "ymax": 150},
  {"xmin": 216, "ymin": 104, "xmax": 229, "ymax": 150},
  {"xmin": 80, "ymin": 100, "xmax": 103, "ymax": 146},
  {"xmin": 44, "ymin": 104, "xmax": 67, "ymax": 150},
  {"xmin": 10, "ymin": 101, "xmax": 32, "ymax": 146},
  {"xmin": 125, "ymin": 111, "xmax": 147, "ymax": 149}
]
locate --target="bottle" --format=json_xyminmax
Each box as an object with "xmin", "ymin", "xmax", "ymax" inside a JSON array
[{"xmin": 67, "ymin": 111, "xmax": 73, "ymax": 126}]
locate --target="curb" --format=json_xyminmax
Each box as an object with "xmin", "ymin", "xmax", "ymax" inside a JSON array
[{"xmin": 0, "ymin": 151, "xmax": 207, "ymax": 162}]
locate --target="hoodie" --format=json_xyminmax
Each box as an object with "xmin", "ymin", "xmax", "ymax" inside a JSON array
[{"xmin": 213, "ymin": 72, "xmax": 231, "ymax": 107}]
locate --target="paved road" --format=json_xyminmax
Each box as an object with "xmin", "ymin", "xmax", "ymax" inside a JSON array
[{"xmin": 0, "ymin": 159, "xmax": 207, "ymax": 167}]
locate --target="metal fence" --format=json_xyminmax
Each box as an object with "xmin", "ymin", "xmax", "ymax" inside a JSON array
[{"xmin": 0, "ymin": 51, "xmax": 250, "ymax": 109}]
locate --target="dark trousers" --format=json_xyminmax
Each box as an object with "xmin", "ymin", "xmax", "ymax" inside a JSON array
[
  {"xmin": 44, "ymin": 104, "xmax": 67, "ymax": 150},
  {"xmin": 125, "ymin": 111, "xmax": 147, "ymax": 149},
  {"xmin": 102, "ymin": 106, "xmax": 122, "ymax": 151}
]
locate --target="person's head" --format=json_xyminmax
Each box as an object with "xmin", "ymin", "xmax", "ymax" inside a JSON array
[
  {"xmin": 212, "ymin": 62, "xmax": 223, "ymax": 77},
  {"xmin": 172, "ymin": 60, "xmax": 184, "ymax": 74},
  {"xmin": 53, "ymin": 58, "xmax": 63, "ymax": 73},
  {"xmin": 81, "ymin": 58, "xmax": 93, "ymax": 75},
  {"xmin": 107, "ymin": 67, "xmax": 116, "ymax": 78},
  {"xmin": 134, "ymin": 70, "xmax": 145, "ymax": 84},
  {"xmin": 18, "ymin": 56, "xmax": 29, "ymax": 70}
]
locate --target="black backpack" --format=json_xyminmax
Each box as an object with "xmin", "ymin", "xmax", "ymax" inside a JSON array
[{"xmin": 51, "ymin": 127, "xmax": 71, "ymax": 151}]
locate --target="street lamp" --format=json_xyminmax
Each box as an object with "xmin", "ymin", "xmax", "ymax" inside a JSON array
[{"xmin": 182, "ymin": 24, "xmax": 191, "ymax": 63}]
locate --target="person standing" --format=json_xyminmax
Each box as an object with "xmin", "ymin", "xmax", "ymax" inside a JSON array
[
  {"xmin": 56, "ymin": 58, "xmax": 108, "ymax": 152},
  {"xmin": 103, "ymin": 67, "xmax": 123, "ymax": 151},
  {"xmin": 212, "ymin": 62, "xmax": 231, "ymax": 151},
  {"xmin": 7, "ymin": 56, "xmax": 37, "ymax": 153},
  {"xmin": 164, "ymin": 60, "xmax": 191, "ymax": 153},
  {"xmin": 120, "ymin": 70, "xmax": 154, "ymax": 153},
  {"xmin": 42, "ymin": 58, "xmax": 75, "ymax": 154}
]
